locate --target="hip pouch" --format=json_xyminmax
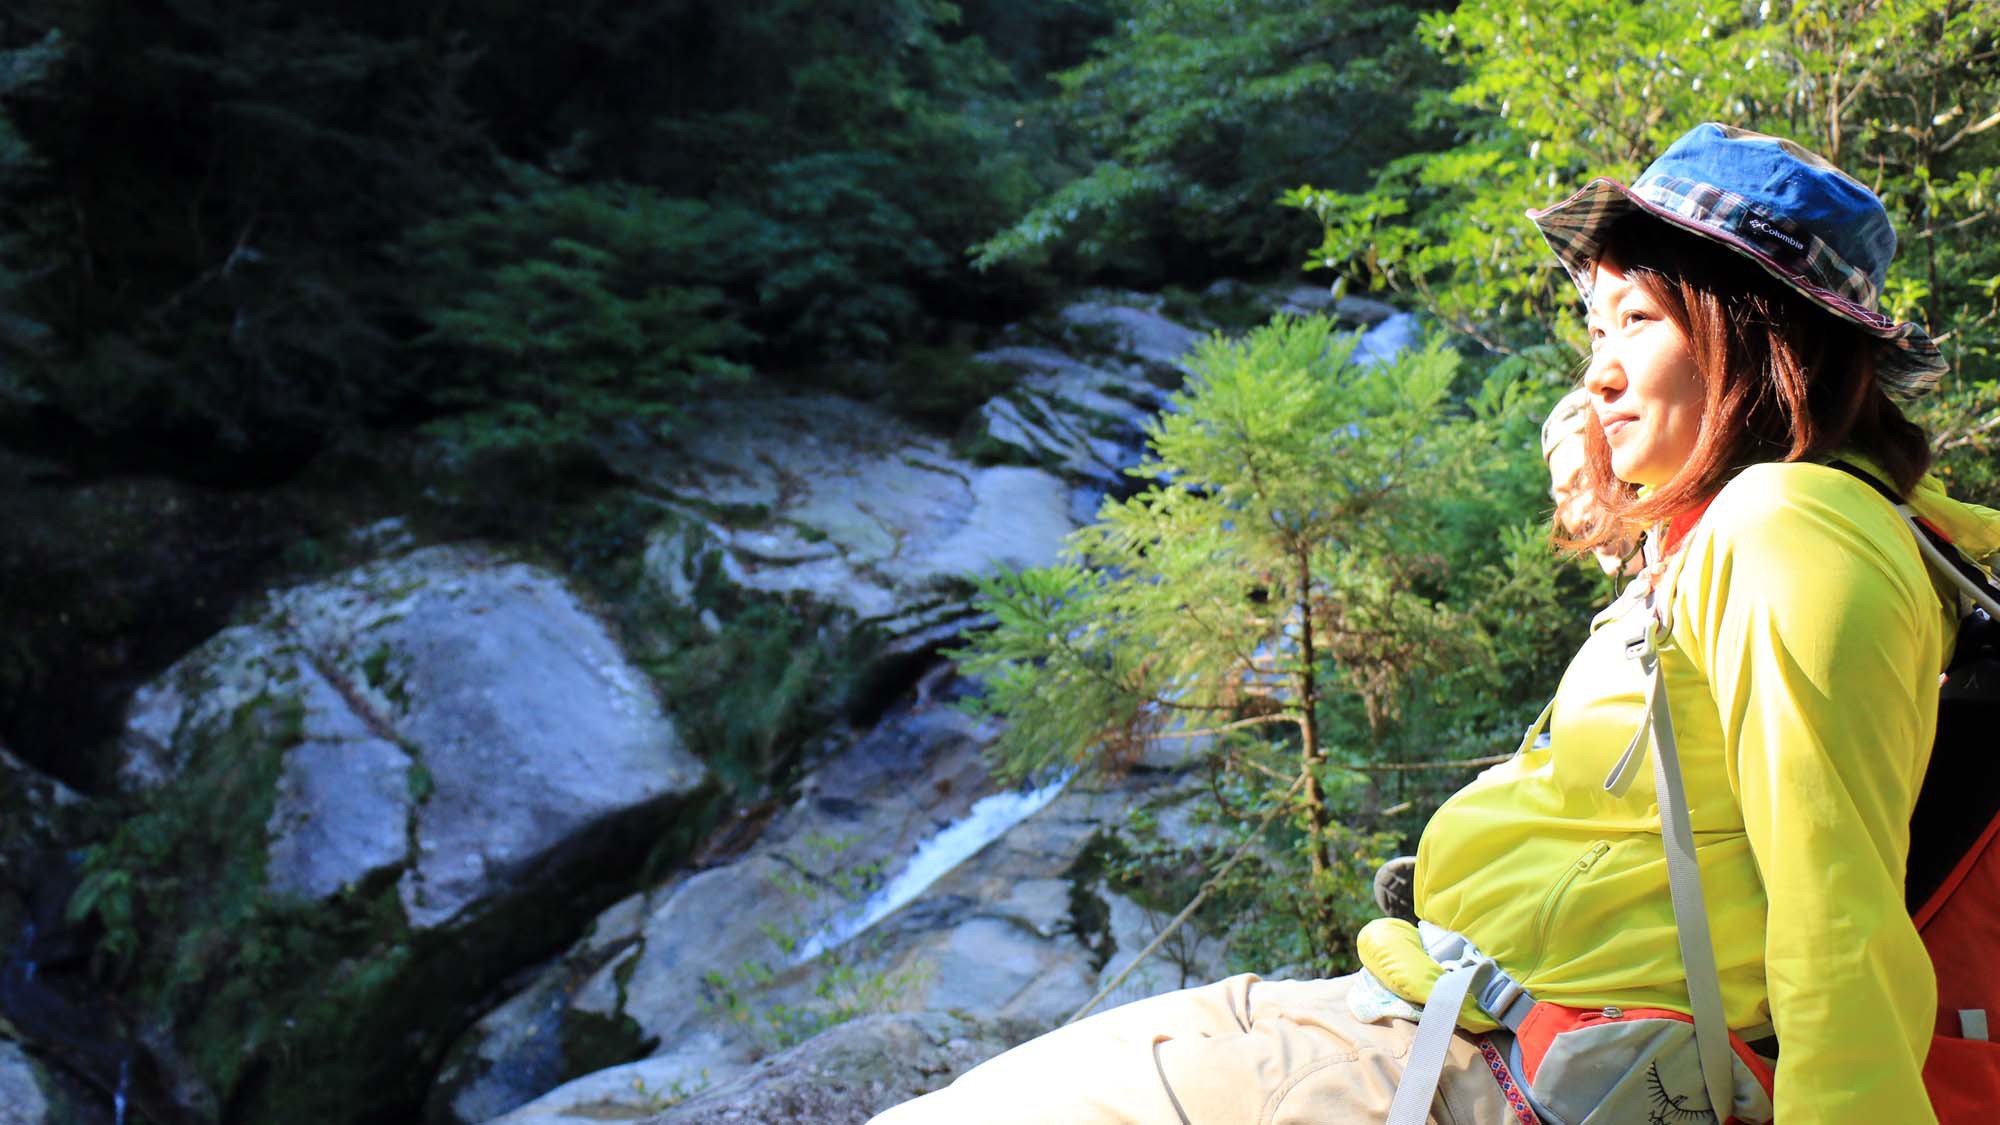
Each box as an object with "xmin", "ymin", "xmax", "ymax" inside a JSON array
[
  {"xmin": 1499, "ymin": 1001, "xmax": 1775, "ymax": 1125},
  {"xmin": 1362, "ymin": 918, "xmax": 1776, "ymax": 1125}
]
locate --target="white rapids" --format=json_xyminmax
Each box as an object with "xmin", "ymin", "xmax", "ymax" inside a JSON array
[{"xmin": 791, "ymin": 771, "xmax": 1072, "ymax": 965}]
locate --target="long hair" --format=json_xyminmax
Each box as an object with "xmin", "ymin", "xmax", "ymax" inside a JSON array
[{"xmin": 1567, "ymin": 214, "xmax": 1931, "ymax": 556}]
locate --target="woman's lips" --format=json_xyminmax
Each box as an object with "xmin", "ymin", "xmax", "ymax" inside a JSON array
[{"xmin": 1599, "ymin": 413, "xmax": 1636, "ymax": 440}]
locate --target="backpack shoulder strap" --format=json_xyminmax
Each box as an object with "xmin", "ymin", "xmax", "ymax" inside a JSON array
[
  {"xmin": 1625, "ymin": 618, "xmax": 1740, "ymax": 1119},
  {"xmin": 1827, "ymin": 459, "xmax": 2000, "ymax": 619}
]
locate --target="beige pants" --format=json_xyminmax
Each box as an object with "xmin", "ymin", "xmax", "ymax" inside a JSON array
[{"xmin": 870, "ymin": 973, "xmax": 1519, "ymax": 1125}]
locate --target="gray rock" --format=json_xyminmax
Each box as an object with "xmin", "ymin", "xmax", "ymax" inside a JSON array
[
  {"xmin": 123, "ymin": 545, "xmax": 706, "ymax": 924},
  {"xmin": 1058, "ymin": 300, "xmax": 1203, "ymax": 373},
  {"xmin": 103, "ymin": 545, "xmax": 709, "ymax": 1121},
  {"xmin": 618, "ymin": 392, "xmax": 1077, "ymax": 639},
  {"xmin": 262, "ymin": 659, "xmax": 414, "ymax": 901},
  {"xmin": 634, "ymin": 1012, "xmax": 1044, "ymax": 1125},
  {"xmin": 970, "ymin": 346, "xmax": 1165, "ymax": 487},
  {"xmin": 0, "ymin": 1040, "xmax": 105, "ymax": 1125},
  {"xmin": 0, "ymin": 1042, "xmax": 51, "ymax": 1125}
]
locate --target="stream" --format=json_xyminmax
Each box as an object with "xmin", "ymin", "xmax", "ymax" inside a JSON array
[{"xmin": 790, "ymin": 770, "xmax": 1074, "ymax": 965}]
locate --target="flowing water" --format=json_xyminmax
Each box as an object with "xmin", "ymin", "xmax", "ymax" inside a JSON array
[{"xmin": 791, "ymin": 771, "xmax": 1074, "ymax": 965}]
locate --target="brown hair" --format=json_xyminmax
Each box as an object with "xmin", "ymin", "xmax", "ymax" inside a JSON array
[{"xmin": 1567, "ymin": 214, "xmax": 1931, "ymax": 556}]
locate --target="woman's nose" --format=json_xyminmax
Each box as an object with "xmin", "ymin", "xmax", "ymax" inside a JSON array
[{"xmin": 1583, "ymin": 350, "xmax": 1621, "ymax": 397}]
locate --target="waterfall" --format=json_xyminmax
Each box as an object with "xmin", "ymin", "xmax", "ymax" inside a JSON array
[
  {"xmin": 1354, "ymin": 312, "xmax": 1419, "ymax": 367},
  {"xmin": 791, "ymin": 771, "xmax": 1073, "ymax": 965}
]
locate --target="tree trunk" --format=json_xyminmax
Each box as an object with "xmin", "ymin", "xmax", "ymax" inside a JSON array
[{"xmin": 1294, "ymin": 549, "xmax": 1333, "ymax": 878}]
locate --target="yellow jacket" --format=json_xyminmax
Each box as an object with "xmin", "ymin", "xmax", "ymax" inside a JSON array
[{"xmin": 1405, "ymin": 460, "xmax": 2000, "ymax": 1121}]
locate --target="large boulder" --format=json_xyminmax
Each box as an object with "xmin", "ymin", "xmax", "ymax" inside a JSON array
[
  {"xmin": 93, "ymin": 545, "xmax": 707, "ymax": 1122},
  {"xmin": 619, "ymin": 390, "xmax": 1079, "ymax": 655}
]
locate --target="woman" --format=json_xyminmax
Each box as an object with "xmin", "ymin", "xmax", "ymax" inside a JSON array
[{"xmin": 873, "ymin": 123, "xmax": 2000, "ymax": 1124}]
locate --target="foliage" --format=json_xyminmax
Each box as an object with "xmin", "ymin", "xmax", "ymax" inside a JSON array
[
  {"xmin": 803, "ymin": 342, "xmax": 1025, "ymax": 436},
  {"xmin": 64, "ymin": 690, "xmax": 431, "ymax": 1119},
  {"xmin": 701, "ymin": 954, "xmax": 936, "ymax": 1053},
  {"xmin": 0, "ymin": 0, "xmax": 1114, "ymax": 478},
  {"xmin": 953, "ymin": 315, "xmax": 1589, "ymax": 968},
  {"xmin": 1289, "ymin": 0, "xmax": 2000, "ymax": 498},
  {"xmin": 397, "ymin": 168, "xmax": 755, "ymax": 456},
  {"xmin": 441, "ymin": 0, "xmax": 1089, "ymax": 364},
  {"xmin": 974, "ymin": 0, "xmax": 1456, "ymax": 279},
  {"xmin": 0, "ymin": 1, "xmax": 484, "ymax": 469}
]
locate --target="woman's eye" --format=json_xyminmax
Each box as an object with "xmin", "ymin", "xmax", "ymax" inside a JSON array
[{"xmin": 1621, "ymin": 310, "xmax": 1650, "ymax": 328}]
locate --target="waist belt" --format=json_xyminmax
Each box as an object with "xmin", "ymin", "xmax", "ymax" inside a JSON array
[
  {"xmin": 1383, "ymin": 922, "xmax": 1778, "ymax": 1125},
  {"xmin": 1411, "ymin": 923, "xmax": 1537, "ymax": 1030}
]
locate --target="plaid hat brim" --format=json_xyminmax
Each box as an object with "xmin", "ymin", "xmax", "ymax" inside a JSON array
[{"xmin": 1528, "ymin": 177, "xmax": 1946, "ymax": 399}]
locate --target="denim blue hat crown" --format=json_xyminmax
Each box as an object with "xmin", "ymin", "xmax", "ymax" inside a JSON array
[{"xmin": 1528, "ymin": 122, "xmax": 1945, "ymax": 398}]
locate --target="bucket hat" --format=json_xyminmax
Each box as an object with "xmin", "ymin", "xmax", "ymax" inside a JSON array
[{"xmin": 1527, "ymin": 122, "xmax": 1946, "ymax": 399}]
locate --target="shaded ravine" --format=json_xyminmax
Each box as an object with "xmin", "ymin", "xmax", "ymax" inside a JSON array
[{"xmin": 3, "ymin": 296, "xmax": 1422, "ymax": 1125}]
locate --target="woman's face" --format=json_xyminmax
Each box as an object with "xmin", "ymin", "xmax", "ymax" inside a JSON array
[{"xmin": 1583, "ymin": 257, "xmax": 1705, "ymax": 488}]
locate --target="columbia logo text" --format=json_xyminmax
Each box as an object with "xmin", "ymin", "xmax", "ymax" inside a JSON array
[{"xmin": 1746, "ymin": 217, "xmax": 1806, "ymax": 252}]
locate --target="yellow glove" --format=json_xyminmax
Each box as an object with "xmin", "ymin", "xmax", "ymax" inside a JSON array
[{"xmin": 1355, "ymin": 917, "xmax": 1501, "ymax": 1032}]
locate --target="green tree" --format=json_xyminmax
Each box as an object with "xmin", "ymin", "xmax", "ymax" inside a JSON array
[
  {"xmin": 973, "ymin": 0, "xmax": 1455, "ymax": 281},
  {"xmin": 463, "ymin": 0, "xmax": 1079, "ymax": 362},
  {"xmin": 1289, "ymin": 0, "xmax": 2000, "ymax": 496},
  {"xmin": 953, "ymin": 316, "xmax": 1583, "ymax": 967},
  {"xmin": 0, "ymin": 0, "xmax": 486, "ymax": 471},
  {"xmin": 0, "ymin": 28, "xmax": 61, "ymax": 404},
  {"xmin": 396, "ymin": 168, "xmax": 758, "ymax": 457}
]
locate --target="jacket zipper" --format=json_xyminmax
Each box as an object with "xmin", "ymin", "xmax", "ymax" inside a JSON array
[{"xmin": 1525, "ymin": 840, "xmax": 1612, "ymax": 978}]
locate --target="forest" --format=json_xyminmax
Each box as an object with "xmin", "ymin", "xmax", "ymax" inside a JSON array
[
  {"xmin": 2, "ymin": 1, "xmax": 1999, "ymax": 1122},
  {"xmin": 4, "ymin": 0, "xmax": 1993, "ymax": 770}
]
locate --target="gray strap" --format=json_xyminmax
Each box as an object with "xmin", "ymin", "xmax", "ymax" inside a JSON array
[
  {"xmin": 1601, "ymin": 634, "xmax": 1660, "ymax": 796},
  {"xmin": 1896, "ymin": 501, "xmax": 2000, "ymax": 619},
  {"xmin": 1636, "ymin": 620, "xmax": 1739, "ymax": 1121},
  {"xmin": 1385, "ymin": 960, "xmax": 1493, "ymax": 1125},
  {"xmin": 1515, "ymin": 697, "xmax": 1555, "ymax": 756}
]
